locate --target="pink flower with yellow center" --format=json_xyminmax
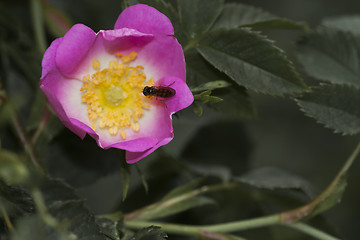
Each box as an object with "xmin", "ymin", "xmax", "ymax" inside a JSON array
[{"xmin": 40, "ymin": 4, "xmax": 194, "ymax": 163}]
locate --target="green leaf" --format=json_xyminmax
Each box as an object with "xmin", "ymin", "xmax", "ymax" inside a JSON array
[
  {"xmin": 0, "ymin": 183, "xmax": 34, "ymax": 218},
  {"xmin": 0, "ymin": 150, "xmax": 29, "ymax": 185},
  {"xmin": 131, "ymin": 196, "xmax": 214, "ymax": 221},
  {"xmin": 127, "ymin": 178, "xmax": 215, "ymax": 221},
  {"xmin": 40, "ymin": 178, "xmax": 78, "ymax": 204},
  {"xmin": 121, "ymin": 157, "xmax": 132, "ymax": 201},
  {"xmin": 177, "ymin": 0, "xmax": 224, "ymax": 39},
  {"xmin": 48, "ymin": 200, "xmax": 106, "ymax": 240},
  {"xmin": 322, "ymin": 15, "xmax": 360, "ymax": 35},
  {"xmin": 130, "ymin": 226, "xmax": 167, "ymax": 240},
  {"xmin": 186, "ymin": 163, "xmax": 232, "ymax": 182},
  {"xmin": 135, "ymin": 164, "xmax": 149, "ymax": 194},
  {"xmin": 213, "ymin": 3, "xmax": 275, "ymax": 29},
  {"xmin": 186, "ymin": 51, "xmax": 255, "ymax": 118},
  {"xmin": 40, "ymin": 178, "xmax": 106, "ymax": 240},
  {"xmin": 95, "ymin": 217, "xmax": 122, "ymax": 240},
  {"xmin": 194, "ymin": 90, "xmax": 223, "ymax": 104},
  {"xmin": 297, "ymin": 27, "xmax": 360, "ymax": 88},
  {"xmin": 40, "ymin": 130, "xmax": 123, "ymax": 187},
  {"xmin": 191, "ymin": 80, "xmax": 231, "ymax": 92},
  {"xmin": 186, "ymin": 50, "xmax": 229, "ymax": 87},
  {"xmin": 162, "ymin": 178, "xmax": 204, "ymax": 201},
  {"xmin": 242, "ymin": 18, "xmax": 309, "ymax": 32},
  {"xmin": 191, "ymin": 101, "xmax": 203, "ymax": 116},
  {"xmin": 197, "ymin": 28, "xmax": 306, "ymax": 96},
  {"xmin": 238, "ymin": 167, "xmax": 314, "ymax": 198},
  {"xmin": 296, "ymin": 84, "xmax": 360, "ymax": 135},
  {"xmin": 214, "ymin": 3, "xmax": 309, "ymax": 31},
  {"xmin": 11, "ymin": 215, "xmax": 47, "ymax": 240}
]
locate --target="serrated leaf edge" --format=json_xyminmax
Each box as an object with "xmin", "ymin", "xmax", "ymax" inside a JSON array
[
  {"xmin": 295, "ymin": 83, "xmax": 360, "ymax": 136},
  {"xmin": 197, "ymin": 28, "xmax": 307, "ymax": 97}
]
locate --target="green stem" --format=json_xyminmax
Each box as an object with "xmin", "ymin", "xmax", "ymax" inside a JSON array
[
  {"xmin": 285, "ymin": 223, "xmax": 340, "ymax": 240},
  {"xmin": 11, "ymin": 112, "xmax": 44, "ymax": 172},
  {"xmin": 200, "ymin": 214, "xmax": 279, "ymax": 233},
  {"xmin": 125, "ymin": 215, "xmax": 278, "ymax": 234},
  {"xmin": 31, "ymin": 106, "xmax": 51, "ymax": 144},
  {"xmin": 124, "ymin": 182, "xmax": 237, "ymax": 220},
  {"xmin": 135, "ymin": 163, "xmax": 149, "ymax": 194},
  {"xmin": 31, "ymin": 188, "xmax": 58, "ymax": 227},
  {"xmin": 125, "ymin": 217, "xmax": 338, "ymax": 240},
  {"xmin": 125, "ymin": 215, "xmax": 278, "ymax": 237},
  {"xmin": 338, "ymin": 141, "xmax": 360, "ymax": 176},
  {"xmin": 0, "ymin": 200, "xmax": 14, "ymax": 231},
  {"xmin": 30, "ymin": 0, "xmax": 47, "ymax": 54}
]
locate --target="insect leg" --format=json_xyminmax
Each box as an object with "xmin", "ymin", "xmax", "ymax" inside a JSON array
[{"xmin": 167, "ymin": 81, "xmax": 176, "ymax": 87}]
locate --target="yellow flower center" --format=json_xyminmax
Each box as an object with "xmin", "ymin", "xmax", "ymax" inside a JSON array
[{"xmin": 80, "ymin": 51, "xmax": 155, "ymax": 139}]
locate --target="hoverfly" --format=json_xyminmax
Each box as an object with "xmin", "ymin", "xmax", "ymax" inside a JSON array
[{"xmin": 142, "ymin": 82, "xmax": 176, "ymax": 99}]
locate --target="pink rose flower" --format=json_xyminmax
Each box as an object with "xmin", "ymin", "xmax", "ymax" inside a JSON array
[{"xmin": 40, "ymin": 4, "xmax": 194, "ymax": 163}]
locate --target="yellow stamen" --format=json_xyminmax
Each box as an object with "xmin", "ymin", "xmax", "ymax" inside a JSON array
[
  {"xmin": 121, "ymin": 51, "xmax": 137, "ymax": 64},
  {"xmin": 80, "ymin": 51, "xmax": 151, "ymax": 138},
  {"xmin": 92, "ymin": 60, "xmax": 100, "ymax": 70},
  {"xmin": 131, "ymin": 122, "xmax": 140, "ymax": 132}
]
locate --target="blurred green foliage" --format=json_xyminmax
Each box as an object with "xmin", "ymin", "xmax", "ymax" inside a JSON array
[{"xmin": 0, "ymin": 0, "xmax": 360, "ymax": 239}]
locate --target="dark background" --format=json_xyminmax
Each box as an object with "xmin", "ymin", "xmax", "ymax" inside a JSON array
[{"xmin": 3, "ymin": 0, "xmax": 360, "ymax": 239}]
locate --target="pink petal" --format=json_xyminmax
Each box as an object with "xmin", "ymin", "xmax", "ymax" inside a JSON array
[
  {"xmin": 67, "ymin": 28, "xmax": 154, "ymax": 80},
  {"xmin": 114, "ymin": 4, "xmax": 174, "ymax": 36},
  {"xmin": 126, "ymin": 137, "xmax": 173, "ymax": 164},
  {"xmin": 41, "ymin": 5, "xmax": 191, "ymax": 163},
  {"xmin": 108, "ymin": 137, "xmax": 158, "ymax": 152},
  {"xmin": 94, "ymin": 28, "xmax": 154, "ymax": 58},
  {"xmin": 135, "ymin": 35, "xmax": 186, "ymax": 82},
  {"xmin": 160, "ymin": 76, "xmax": 194, "ymax": 114},
  {"xmin": 40, "ymin": 72, "xmax": 87, "ymax": 139},
  {"xmin": 41, "ymin": 38, "xmax": 63, "ymax": 80},
  {"xmin": 56, "ymin": 24, "xmax": 96, "ymax": 76}
]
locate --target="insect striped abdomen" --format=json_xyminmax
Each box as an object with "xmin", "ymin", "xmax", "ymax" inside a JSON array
[{"xmin": 143, "ymin": 86, "xmax": 176, "ymax": 99}]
